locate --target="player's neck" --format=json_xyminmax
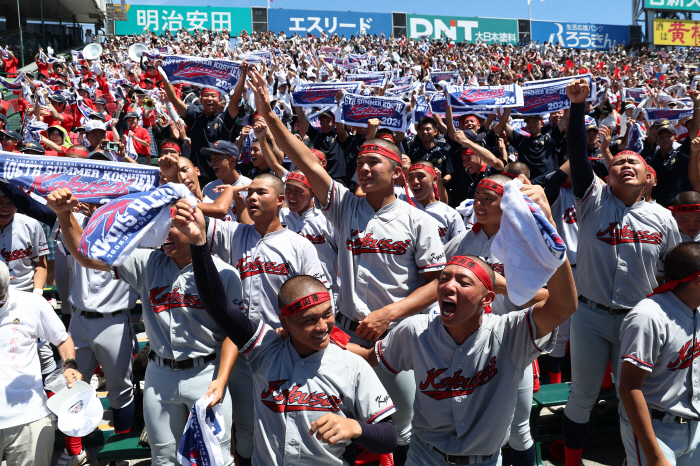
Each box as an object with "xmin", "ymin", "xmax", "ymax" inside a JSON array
[
  {"xmin": 415, "ymin": 196, "xmax": 437, "ymax": 208},
  {"xmin": 222, "ymin": 170, "xmax": 240, "ymax": 185},
  {"xmin": 365, "ymin": 188, "xmax": 398, "ymax": 211},
  {"xmin": 611, "ymin": 186, "xmax": 644, "ymax": 207},
  {"xmin": 254, "ymin": 216, "xmax": 284, "ymax": 237},
  {"xmin": 672, "ymin": 288, "xmax": 700, "ymax": 312},
  {"xmin": 444, "ymin": 314, "xmax": 483, "ymax": 346},
  {"xmin": 481, "ymin": 222, "xmax": 500, "ymax": 238},
  {"xmin": 171, "ymin": 253, "xmax": 192, "ymax": 270}
]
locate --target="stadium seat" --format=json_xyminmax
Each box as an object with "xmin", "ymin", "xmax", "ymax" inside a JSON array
[{"xmin": 97, "ymin": 431, "xmax": 150, "ymax": 465}]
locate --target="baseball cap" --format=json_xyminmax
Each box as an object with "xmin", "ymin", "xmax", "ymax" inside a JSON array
[
  {"xmin": 0, "ymin": 114, "xmax": 6, "ymax": 123},
  {"xmin": 89, "ymin": 113, "xmax": 107, "ymax": 121},
  {"xmin": 657, "ymin": 123, "xmax": 677, "ymax": 135},
  {"xmin": 21, "ymin": 142, "xmax": 45, "ymax": 154},
  {"xmin": 1, "ymin": 130, "xmax": 22, "ymax": 142},
  {"xmin": 586, "ymin": 123, "xmax": 598, "ymax": 132},
  {"xmin": 125, "ymin": 111, "xmax": 139, "ymax": 119},
  {"xmin": 319, "ymin": 109, "xmax": 335, "ymax": 120},
  {"xmin": 49, "ymin": 94, "xmax": 67, "ymax": 105},
  {"xmin": 47, "ymin": 381, "xmax": 103, "ymax": 437},
  {"xmin": 201, "ymin": 140, "xmax": 240, "ymax": 158},
  {"xmin": 94, "ymin": 97, "xmax": 107, "ymax": 105},
  {"xmin": 625, "ymin": 103, "xmax": 636, "ymax": 110},
  {"xmin": 84, "ymin": 120, "xmax": 106, "ymax": 133}
]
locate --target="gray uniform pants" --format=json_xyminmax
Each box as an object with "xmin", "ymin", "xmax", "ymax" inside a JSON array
[
  {"xmin": 70, "ymin": 311, "xmax": 134, "ymax": 410},
  {"xmin": 143, "ymin": 359, "xmax": 233, "ymax": 466},
  {"xmin": 0, "ymin": 415, "xmax": 54, "ymax": 466},
  {"xmin": 228, "ymin": 356, "xmax": 255, "ymax": 458}
]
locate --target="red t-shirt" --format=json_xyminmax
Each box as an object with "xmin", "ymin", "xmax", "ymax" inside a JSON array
[
  {"xmin": 2, "ymin": 56, "xmax": 18, "ymax": 77},
  {"xmin": 44, "ymin": 146, "xmax": 68, "ymax": 157},
  {"xmin": 43, "ymin": 112, "xmax": 75, "ymax": 133},
  {"xmin": 0, "ymin": 100, "xmax": 9, "ymax": 116},
  {"xmin": 128, "ymin": 125, "xmax": 151, "ymax": 156}
]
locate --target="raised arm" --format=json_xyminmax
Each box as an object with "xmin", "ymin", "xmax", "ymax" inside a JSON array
[
  {"xmin": 249, "ymin": 68, "xmax": 332, "ymax": 205},
  {"xmin": 161, "ymin": 74, "xmax": 188, "ymax": 118},
  {"xmin": 45, "ymin": 189, "xmax": 110, "ymax": 272},
  {"xmin": 254, "ymin": 120, "xmax": 286, "ymax": 178},
  {"xmin": 492, "ymin": 107, "xmax": 513, "ymax": 139},
  {"xmin": 0, "ymin": 182, "xmax": 57, "ymax": 226},
  {"xmin": 227, "ymin": 61, "xmax": 249, "ymax": 120},
  {"xmin": 566, "ymin": 79, "xmax": 595, "ymax": 199},
  {"xmin": 454, "ymin": 130, "xmax": 504, "ymax": 170}
]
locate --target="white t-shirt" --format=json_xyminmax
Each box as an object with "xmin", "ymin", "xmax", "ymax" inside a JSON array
[{"xmin": 0, "ymin": 290, "xmax": 69, "ymax": 429}]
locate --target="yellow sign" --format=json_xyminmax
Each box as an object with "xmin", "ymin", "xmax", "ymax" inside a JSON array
[{"xmin": 654, "ymin": 18, "xmax": 700, "ymax": 46}]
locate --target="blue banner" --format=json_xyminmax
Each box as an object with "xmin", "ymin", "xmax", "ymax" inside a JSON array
[
  {"xmin": 531, "ymin": 21, "xmax": 630, "ymax": 50},
  {"xmin": 431, "ymin": 71, "xmax": 459, "ymax": 85},
  {"xmin": 622, "ymin": 87, "xmax": 650, "ymax": 104},
  {"xmin": 512, "ymin": 74, "xmax": 595, "ymax": 115},
  {"xmin": 345, "ymin": 72, "xmax": 389, "ymax": 88},
  {"xmin": 445, "ymin": 84, "xmax": 524, "ymax": 108},
  {"xmin": 428, "ymin": 92, "xmax": 473, "ymax": 117},
  {"xmin": 643, "ymin": 108, "xmax": 694, "ymax": 122},
  {"xmin": 159, "ymin": 55, "xmax": 241, "ymax": 95},
  {"xmin": 337, "ymin": 94, "xmax": 407, "ymax": 132},
  {"xmin": 0, "ymin": 152, "xmax": 159, "ymax": 203},
  {"xmin": 291, "ymin": 82, "xmax": 361, "ymax": 108},
  {"xmin": 267, "ymin": 9, "xmax": 393, "ymax": 37},
  {"xmin": 79, "ymin": 183, "xmax": 195, "ymax": 267},
  {"xmin": 392, "ymin": 75, "xmax": 414, "ymax": 87},
  {"xmin": 414, "ymin": 95, "xmax": 432, "ymax": 122}
]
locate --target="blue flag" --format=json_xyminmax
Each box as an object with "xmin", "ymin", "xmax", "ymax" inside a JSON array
[
  {"xmin": 159, "ymin": 55, "xmax": 241, "ymax": 95},
  {"xmin": 512, "ymin": 74, "xmax": 595, "ymax": 115},
  {"xmin": 291, "ymin": 82, "xmax": 361, "ymax": 108},
  {"xmin": 338, "ymin": 94, "xmax": 407, "ymax": 132},
  {"xmin": 445, "ymin": 84, "xmax": 524, "ymax": 108}
]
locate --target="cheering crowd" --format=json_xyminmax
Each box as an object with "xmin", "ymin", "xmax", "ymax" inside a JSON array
[{"xmin": 1, "ymin": 25, "xmax": 700, "ymax": 466}]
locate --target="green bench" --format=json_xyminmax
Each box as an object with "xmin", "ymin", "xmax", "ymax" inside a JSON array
[{"xmin": 97, "ymin": 431, "xmax": 150, "ymax": 466}]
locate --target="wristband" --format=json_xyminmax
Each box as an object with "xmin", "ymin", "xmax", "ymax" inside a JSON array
[{"xmin": 33, "ymin": 288, "xmax": 43, "ymax": 295}]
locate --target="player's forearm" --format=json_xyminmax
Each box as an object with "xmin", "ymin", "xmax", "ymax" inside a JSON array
[
  {"xmin": 355, "ymin": 418, "xmax": 398, "ymax": 454},
  {"xmin": 133, "ymin": 136, "xmax": 149, "ymax": 148},
  {"xmin": 57, "ymin": 336, "xmax": 77, "ymax": 362},
  {"xmin": 385, "ymin": 278, "xmax": 439, "ymax": 321},
  {"xmin": 216, "ymin": 338, "xmax": 238, "ymax": 382},
  {"xmin": 162, "ymin": 78, "xmax": 188, "ymax": 117},
  {"xmin": 620, "ymin": 386, "xmax": 667, "ymax": 462},
  {"xmin": 33, "ymin": 260, "xmax": 47, "ymax": 290}
]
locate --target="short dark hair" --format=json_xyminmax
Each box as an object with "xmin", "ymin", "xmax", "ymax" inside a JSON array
[
  {"xmin": 504, "ymin": 162, "xmax": 530, "ymax": 179},
  {"xmin": 417, "ymin": 116, "xmax": 437, "ymax": 130},
  {"xmin": 277, "ymin": 275, "xmax": 327, "ymax": 310},
  {"xmin": 254, "ymin": 172, "xmax": 284, "ymax": 196},
  {"xmin": 665, "ymin": 243, "xmax": 700, "ymax": 290},
  {"xmin": 361, "ymin": 138, "xmax": 402, "ymax": 169},
  {"xmin": 674, "ymin": 190, "xmax": 700, "ymax": 206}
]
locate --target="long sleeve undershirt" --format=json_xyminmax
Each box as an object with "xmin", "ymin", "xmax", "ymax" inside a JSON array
[
  {"xmin": 567, "ymin": 102, "xmax": 595, "ymax": 200},
  {"xmin": 189, "ymin": 243, "xmax": 398, "ymax": 454},
  {"xmin": 0, "ymin": 183, "xmax": 57, "ymax": 226}
]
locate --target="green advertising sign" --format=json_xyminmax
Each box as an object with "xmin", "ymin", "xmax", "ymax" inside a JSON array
[
  {"xmin": 115, "ymin": 5, "xmax": 252, "ymax": 35},
  {"xmin": 644, "ymin": 0, "xmax": 700, "ymax": 12},
  {"xmin": 407, "ymin": 14, "xmax": 519, "ymax": 44}
]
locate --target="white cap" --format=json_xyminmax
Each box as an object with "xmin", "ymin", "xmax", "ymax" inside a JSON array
[
  {"xmin": 85, "ymin": 120, "xmax": 106, "ymax": 133},
  {"xmin": 47, "ymin": 381, "xmax": 103, "ymax": 437}
]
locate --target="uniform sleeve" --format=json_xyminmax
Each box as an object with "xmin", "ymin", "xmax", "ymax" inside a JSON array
[
  {"xmin": 31, "ymin": 221, "xmax": 49, "ymax": 261},
  {"xmin": 657, "ymin": 216, "xmax": 682, "ymax": 276},
  {"xmin": 316, "ymin": 180, "xmax": 356, "ymax": 231},
  {"xmin": 449, "ymin": 209, "xmax": 466, "ymax": 243},
  {"xmin": 619, "ymin": 306, "xmax": 664, "ymax": 372},
  {"xmin": 351, "ymin": 362, "xmax": 397, "ymax": 424},
  {"xmin": 443, "ymin": 230, "xmax": 468, "ymax": 261},
  {"xmin": 36, "ymin": 298, "xmax": 69, "ymax": 346},
  {"xmin": 503, "ymin": 308, "xmax": 557, "ymax": 370},
  {"xmin": 374, "ymin": 318, "xmax": 416, "ymax": 375},
  {"xmin": 299, "ymin": 238, "xmax": 330, "ymax": 288},
  {"xmin": 110, "ymin": 249, "xmax": 152, "ymax": 288},
  {"xmin": 414, "ymin": 215, "xmax": 446, "ymax": 272},
  {"xmin": 184, "ymin": 104, "xmax": 200, "ymax": 128},
  {"xmin": 239, "ymin": 320, "xmax": 284, "ymax": 370},
  {"xmin": 208, "ymin": 219, "xmax": 241, "ymax": 264},
  {"xmin": 574, "ymin": 177, "xmax": 603, "ymax": 222}
]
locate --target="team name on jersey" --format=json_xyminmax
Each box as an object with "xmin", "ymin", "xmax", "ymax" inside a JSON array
[
  {"xmin": 346, "ymin": 230, "xmax": 410, "ymax": 255},
  {"xmin": 563, "ymin": 207, "xmax": 577, "ymax": 224},
  {"xmin": 260, "ymin": 380, "xmax": 343, "ymax": 413},
  {"xmin": 149, "ymin": 286, "xmax": 204, "ymax": 313},
  {"xmin": 667, "ymin": 338, "xmax": 700, "ymax": 371},
  {"xmin": 236, "ymin": 256, "xmax": 291, "ymax": 279},
  {"xmin": 418, "ymin": 356, "xmax": 498, "ymax": 400},
  {"xmin": 595, "ymin": 222, "xmax": 664, "ymax": 246},
  {"xmin": 0, "ymin": 246, "xmax": 32, "ymax": 262},
  {"xmin": 297, "ymin": 231, "xmax": 326, "ymax": 244},
  {"xmin": 438, "ymin": 226, "xmax": 448, "ymax": 238}
]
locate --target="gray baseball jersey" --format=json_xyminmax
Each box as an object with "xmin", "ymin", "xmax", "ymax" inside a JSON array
[
  {"xmin": 202, "ymin": 176, "xmax": 252, "ymax": 222},
  {"xmin": 620, "ymin": 291, "xmax": 700, "ymax": 419},
  {"xmin": 416, "ymin": 200, "xmax": 466, "ymax": 246},
  {"xmin": 111, "ymin": 249, "xmax": 243, "ymax": 360},
  {"xmin": 575, "ymin": 178, "xmax": 681, "ymax": 308},
  {"xmin": 0, "ymin": 213, "xmax": 48, "ymax": 291},
  {"xmin": 53, "ymin": 213, "xmax": 138, "ymax": 313},
  {"xmin": 207, "ymin": 221, "xmax": 328, "ymax": 328},
  {"xmin": 679, "ymin": 230, "xmax": 700, "ymax": 243},
  {"xmin": 241, "ymin": 320, "xmax": 396, "ymax": 465},
  {"xmin": 317, "ymin": 181, "xmax": 445, "ymax": 323},
  {"xmin": 375, "ymin": 310, "xmax": 555, "ymax": 456},
  {"xmin": 279, "ymin": 206, "xmax": 340, "ymax": 295},
  {"xmin": 551, "ymin": 188, "xmax": 579, "ymax": 266}
]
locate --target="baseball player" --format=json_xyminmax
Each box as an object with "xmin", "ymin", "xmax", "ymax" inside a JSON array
[
  {"xmin": 443, "ymin": 175, "xmax": 549, "ymax": 466},
  {"xmin": 562, "ymin": 79, "xmax": 682, "ymax": 466},
  {"xmin": 670, "ymin": 191, "xmax": 700, "ymax": 242},
  {"xmin": 348, "ymin": 247, "xmax": 576, "ymax": 465},
  {"xmin": 201, "ymin": 140, "xmax": 252, "ymax": 222},
  {"xmin": 618, "ymin": 241, "xmax": 700, "ymax": 466},
  {"xmin": 45, "ymin": 188, "xmax": 242, "ymax": 466},
  {"xmin": 173, "ymin": 172, "xmax": 329, "ymax": 465},
  {"xmin": 249, "ymin": 68, "xmax": 445, "ymax": 464},
  {"xmin": 176, "ymin": 200, "xmax": 398, "ymax": 464},
  {"xmin": 406, "ymin": 161, "xmax": 465, "ymax": 245},
  {"xmin": 0, "ymin": 184, "xmax": 139, "ymax": 466}
]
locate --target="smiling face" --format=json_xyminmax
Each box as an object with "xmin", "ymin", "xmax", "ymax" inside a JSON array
[
  {"xmin": 200, "ymin": 90, "xmax": 221, "ymax": 115},
  {"xmin": 280, "ymin": 301, "xmax": 335, "ymax": 354},
  {"xmin": 250, "ymin": 142, "xmax": 267, "ymax": 169},
  {"xmin": 48, "ymin": 129, "xmax": 63, "ymax": 145},
  {"xmin": 407, "ymin": 168, "xmax": 435, "ymax": 204},
  {"xmin": 461, "ymin": 151, "xmax": 483, "ymax": 175},
  {"xmin": 210, "ymin": 152, "xmax": 233, "ymax": 179},
  {"xmin": 418, "ymin": 122, "xmax": 437, "ymax": 144},
  {"xmin": 473, "ymin": 186, "xmax": 503, "ymax": 229},
  {"xmin": 459, "ymin": 116, "xmax": 479, "ymax": 132},
  {"xmin": 284, "ymin": 179, "xmax": 313, "ymax": 214},
  {"xmin": 437, "ymin": 263, "xmax": 495, "ymax": 331},
  {"xmin": 0, "ymin": 196, "xmax": 16, "ymax": 228},
  {"xmin": 525, "ymin": 117, "xmax": 543, "ymax": 136},
  {"xmin": 319, "ymin": 116, "xmax": 334, "ymax": 134},
  {"xmin": 177, "ymin": 157, "xmax": 201, "ymax": 195}
]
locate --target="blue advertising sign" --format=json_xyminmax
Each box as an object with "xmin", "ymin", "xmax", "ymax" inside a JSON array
[
  {"xmin": 531, "ymin": 21, "xmax": 629, "ymax": 49},
  {"xmin": 267, "ymin": 9, "xmax": 392, "ymax": 37}
]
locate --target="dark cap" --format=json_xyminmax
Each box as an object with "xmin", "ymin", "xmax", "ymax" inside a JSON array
[
  {"xmin": 21, "ymin": 142, "xmax": 45, "ymax": 154},
  {"xmin": 586, "ymin": 123, "xmax": 598, "ymax": 132},
  {"xmin": 319, "ymin": 109, "xmax": 335, "ymax": 120},
  {"xmin": 0, "ymin": 114, "xmax": 7, "ymax": 123},
  {"xmin": 657, "ymin": 123, "xmax": 677, "ymax": 135},
  {"xmin": 125, "ymin": 111, "xmax": 139, "ymax": 119},
  {"xmin": 201, "ymin": 140, "xmax": 240, "ymax": 158},
  {"xmin": 1, "ymin": 130, "xmax": 23, "ymax": 142},
  {"xmin": 49, "ymin": 94, "xmax": 67, "ymax": 105},
  {"xmin": 143, "ymin": 77, "xmax": 154, "ymax": 84},
  {"xmin": 94, "ymin": 97, "xmax": 106, "ymax": 105}
]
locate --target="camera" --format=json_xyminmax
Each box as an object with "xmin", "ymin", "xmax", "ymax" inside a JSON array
[{"xmin": 105, "ymin": 141, "xmax": 120, "ymax": 152}]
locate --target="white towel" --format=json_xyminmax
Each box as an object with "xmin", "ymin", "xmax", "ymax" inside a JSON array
[
  {"xmin": 177, "ymin": 395, "xmax": 226, "ymax": 466},
  {"xmin": 492, "ymin": 179, "xmax": 567, "ymax": 305}
]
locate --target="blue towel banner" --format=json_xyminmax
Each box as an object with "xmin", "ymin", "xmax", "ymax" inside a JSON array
[
  {"xmin": 344, "ymin": 72, "xmax": 389, "ymax": 88},
  {"xmin": 337, "ymin": 93, "xmax": 407, "ymax": 132},
  {"xmin": 512, "ymin": 74, "xmax": 595, "ymax": 115},
  {"xmin": 159, "ymin": 55, "xmax": 242, "ymax": 95},
  {"xmin": 643, "ymin": 107, "xmax": 694, "ymax": 122},
  {"xmin": 291, "ymin": 82, "xmax": 361, "ymax": 108},
  {"xmin": 445, "ymin": 83, "xmax": 524, "ymax": 108}
]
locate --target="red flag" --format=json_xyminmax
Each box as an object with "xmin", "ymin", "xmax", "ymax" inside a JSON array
[
  {"xmin": 504, "ymin": 56, "xmax": 510, "ymax": 67},
  {"xmin": 527, "ymin": 63, "xmax": 532, "ymax": 73},
  {"xmin": 491, "ymin": 65, "xmax": 499, "ymax": 72},
  {"xmin": 660, "ymin": 74, "xmax": 666, "ymax": 82},
  {"xmin": 623, "ymin": 64, "xmax": 630, "ymax": 73},
  {"xmin": 579, "ymin": 67, "xmax": 586, "ymax": 74},
  {"xmin": 614, "ymin": 67, "xmax": 621, "ymax": 78},
  {"xmin": 596, "ymin": 61, "xmax": 604, "ymax": 70},
  {"xmin": 566, "ymin": 60, "xmax": 574, "ymax": 69}
]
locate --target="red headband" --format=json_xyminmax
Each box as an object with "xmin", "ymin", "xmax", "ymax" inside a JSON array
[
  {"xmin": 460, "ymin": 115, "xmax": 479, "ymax": 124},
  {"xmin": 501, "ymin": 171, "xmax": 516, "ymax": 179},
  {"xmin": 608, "ymin": 150, "xmax": 646, "ymax": 168},
  {"xmin": 648, "ymin": 270, "xmax": 700, "ymax": 297},
  {"xmin": 310, "ymin": 149, "xmax": 326, "ymax": 162},
  {"xmin": 446, "ymin": 256, "xmax": 494, "ymax": 313},
  {"xmin": 161, "ymin": 142, "xmax": 182, "ymax": 153},
  {"xmin": 286, "ymin": 172, "xmax": 311, "ymax": 189},
  {"xmin": 202, "ymin": 88, "xmax": 221, "ymax": 98},
  {"xmin": 669, "ymin": 204, "xmax": 700, "ymax": 212},
  {"xmin": 68, "ymin": 148, "xmax": 89, "ymax": 157},
  {"xmin": 409, "ymin": 163, "xmax": 439, "ymax": 200},
  {"xmin": 359, "ymin": 143, "xmax": 416, "ymax": 207},
  {"xmin": 476, "ymin": 179, "xmax": 504, "ymax": 196},
  {"xmin": 280, "ymin": 291, "xmax": 331, "ymax": 316},
  {"xmin": 378, "ymin": 133, "xmax": 395, "ymax": 143}
]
